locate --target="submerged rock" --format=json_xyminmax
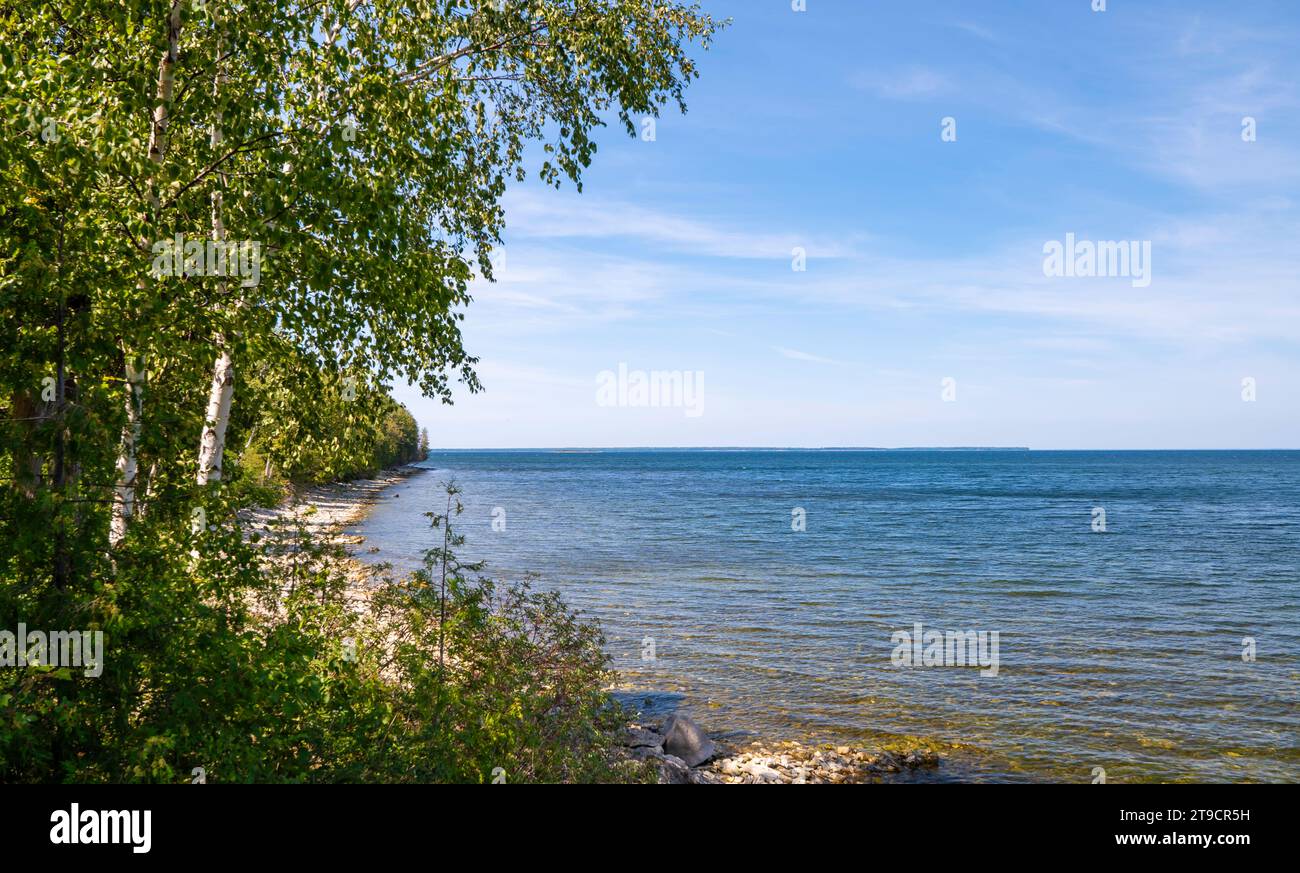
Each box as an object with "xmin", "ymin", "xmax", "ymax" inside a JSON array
[{"xmin": 703, "ymin": 739, "xmax": 942, "ymax": 784}]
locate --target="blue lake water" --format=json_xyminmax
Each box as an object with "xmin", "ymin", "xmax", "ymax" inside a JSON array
[{"xmin": 351, "ymin": 449, "xmax": 1300, "ymax": 782}]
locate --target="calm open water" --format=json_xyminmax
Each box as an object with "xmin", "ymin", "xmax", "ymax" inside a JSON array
[{"xmin": 351, "ymin": 450, "xmax": 1300, "ymax": 782}]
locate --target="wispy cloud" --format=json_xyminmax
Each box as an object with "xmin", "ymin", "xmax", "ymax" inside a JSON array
[
  {"xmin": 476, "ymin": 193, "xmax": 1300, "ymax": 348},
  {"xmin": 418, "ymin": 3, "xmax": 1300, "ymax": 449},
  {"xmin": 947, "ymin": 21, "xmax": 996, "ymax": 43},
  {"xmin": 849, "ymin": 66, "xmax": 948, "ymax": 100},
  {"xmin": 774, "ymin": 346, "xmax": 836, "ymax": 364},
  {"xmin": 501, "ymin": 189, "xmax": 855, "ymax": 260}
]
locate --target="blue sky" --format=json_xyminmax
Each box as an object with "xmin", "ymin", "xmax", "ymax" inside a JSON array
[{"xmin": 396, "ymin": 0, "xmax": 1300, "ymax": 449}]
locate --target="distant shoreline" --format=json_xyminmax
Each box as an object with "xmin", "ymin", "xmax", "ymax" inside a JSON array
[
  {"xmin": 420, "ymin": 446, "xmax": 1300, "ymax": 453},
  {"xmin": 423, "ymin": 446, "xmax": 1036, "ymax": 452}
]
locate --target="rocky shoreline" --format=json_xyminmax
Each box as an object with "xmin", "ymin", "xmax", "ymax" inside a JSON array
[
  {"xmin": 619, "ymin": 714, "xmax": 942, "ymax": 784},
  {"xmin": 240, "ymin": 464, "xmax": 427, "ymax": 546},
  {"xmin": 244, "ymin": 468, "xmax": 945, "ymax": 784},
  {"xmin": 238, "ymin": 464, "xmax": 429, "ymax": 598}
]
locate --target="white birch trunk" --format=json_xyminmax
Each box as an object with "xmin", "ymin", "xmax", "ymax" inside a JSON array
[
  {"xmin": 109, "ymin": 358, "xmax": 145, "ymax": 547},
  {"xmin": 138, "ymin": 460, "xmax": 159, "ymax": 518},
  {"xmin": 109, "ymin": 1, "xmax": 181, "ymax": 544},
  {"xmin": 197, "ymin": 347, "xmax": 235, "ymax": 483},
  {"xmin": 197, "ymin": 37, "xmax": 235, "ymax": 485}
]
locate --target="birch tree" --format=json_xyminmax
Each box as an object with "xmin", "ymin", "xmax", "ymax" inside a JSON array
[
  {"xmin": 4, "ymin": 0, "xmax": 722, "ymax": 528},
  {"xmin": 179, "ymin": 0, "xmax": 722, "ymax": 487},
  {"xmin": 1, "ymin": 0, "xmax": 723, "ymax": 784},
  {"xmin": 110, "ymin": 0, "xmax": 183, "ymax": 544}
]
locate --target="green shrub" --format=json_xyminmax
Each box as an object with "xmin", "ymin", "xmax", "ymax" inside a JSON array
[{"xmin": 0, "ymin": 484, "xmax": 631, "ymax": 783}]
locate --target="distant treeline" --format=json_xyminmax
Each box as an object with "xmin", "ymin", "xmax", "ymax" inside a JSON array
[{"xmin": 237, "ymin": 349, "xmax": 426, "ymax": 490}]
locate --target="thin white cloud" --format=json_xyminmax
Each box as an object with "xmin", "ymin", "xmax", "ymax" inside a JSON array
[
  {"xmin": 948, "ymin": 21, "xmax": 997, "ymax": 43},
  {"xmin": 849, "ymin": 66, "xmax": 948, "ymax": 100},
  {"xmin": 774, "ymin": 346, "xmax": 836, "ymax": 364},
  {"xmin": 501, "ymin": 189, "xmax": 855, "ymax": 260},
  {"xmin": 471, "ymin": 192, "xmax": 1300, "ymax": 349}
]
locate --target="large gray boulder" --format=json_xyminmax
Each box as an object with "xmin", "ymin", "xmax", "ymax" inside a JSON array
[
  {"xmin": 660, "ymin": 714, "xmax": 716, "ymax": 767},
  {"xmin": 656, "ymin": 754, "xmax": 691, "ymax": 784}
]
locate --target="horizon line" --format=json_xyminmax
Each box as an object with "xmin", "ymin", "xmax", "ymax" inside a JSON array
[{"xmin": 417, "ymin": 446, "xmax": 1300, "ymax": 453}]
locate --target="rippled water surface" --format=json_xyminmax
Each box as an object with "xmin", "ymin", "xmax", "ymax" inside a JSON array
[{"xmin": 352, "ymin": 450, "xmax": 1300, "ymax": 782}]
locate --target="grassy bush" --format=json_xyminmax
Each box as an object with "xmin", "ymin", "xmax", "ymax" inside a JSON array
[{"xmin": 0, "ymin": 484, "xmax": 633, "ymax": 783}]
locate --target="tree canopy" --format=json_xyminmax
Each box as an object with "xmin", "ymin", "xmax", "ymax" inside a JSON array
[{"xmin": 0, "ymin": 0, "xmax": 721, "ymax": 782}]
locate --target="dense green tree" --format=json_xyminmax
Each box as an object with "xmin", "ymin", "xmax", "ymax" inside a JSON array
[{"xmin": 0, "ymin": 0, "xmax": 720, "ymax": 782}]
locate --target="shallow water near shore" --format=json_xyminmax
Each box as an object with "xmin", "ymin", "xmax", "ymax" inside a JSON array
[{"xmin": 350, "ymin": 449, "xmax": 1300, "ymax": 783}]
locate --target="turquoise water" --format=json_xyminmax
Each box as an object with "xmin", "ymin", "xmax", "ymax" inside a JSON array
[{"xmin": 351, "ymin": 450, "xmax": 1300, "ymax": 782}]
